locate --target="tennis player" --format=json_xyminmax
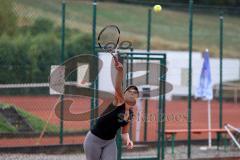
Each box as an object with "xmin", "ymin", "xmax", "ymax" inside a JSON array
[{"xmin": 83, "ymin": 58, "xmax": 139, "ymax": 160}]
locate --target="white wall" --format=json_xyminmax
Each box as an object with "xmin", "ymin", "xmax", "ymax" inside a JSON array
[
  {"xmin": 164, "ymin": 50, "xmax": 240, "ymax": 98},
  {"xmin": 97, "ymin": 50, "xmax": 240, "ymax": 100},
  {"xmin": 98, "ymin": 52, "xmax": 115, "ymax": 94}
]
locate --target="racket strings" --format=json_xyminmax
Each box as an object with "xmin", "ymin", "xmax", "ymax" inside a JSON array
[{"xmin": 98, "ymin": 25, "xmax": 120, "ymax": 50}]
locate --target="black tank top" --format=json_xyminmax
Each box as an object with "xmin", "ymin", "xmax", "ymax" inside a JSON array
[{"xmin": 91, "ymin": 103, "xmax": 133, "ymax": 140}]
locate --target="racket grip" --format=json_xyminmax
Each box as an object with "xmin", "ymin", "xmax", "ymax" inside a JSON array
[{"xmin": 113, "ymin": 55, "xmax": 119, "ymax": 64}]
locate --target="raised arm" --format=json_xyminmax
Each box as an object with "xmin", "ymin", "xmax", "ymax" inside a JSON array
[{"xmin": 112, "ymin": 59, "xmax": 124, "ymax": 106}]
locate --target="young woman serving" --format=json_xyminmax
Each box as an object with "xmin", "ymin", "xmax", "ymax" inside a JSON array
[{"xmin": 83, "ymin": 59, "xmax": 139, "ymax": 160}]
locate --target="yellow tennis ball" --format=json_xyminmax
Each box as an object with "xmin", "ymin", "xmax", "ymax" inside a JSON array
[{"xmin": 153, "ymin": 5, "xmax": 162, "ymax": 13}]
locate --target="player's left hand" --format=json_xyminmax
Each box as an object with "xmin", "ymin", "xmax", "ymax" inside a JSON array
[{"xmin": 126, "ymin": 139, "xmax": 134, "ymax": 149}]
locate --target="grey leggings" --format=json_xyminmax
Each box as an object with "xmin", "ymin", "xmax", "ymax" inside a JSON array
[{"xmin": 83, "ymin": 131, "xmax": 117, "ymax": 160}]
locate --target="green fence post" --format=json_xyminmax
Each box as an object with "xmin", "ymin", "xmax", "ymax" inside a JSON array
[
  {"xmin": 144, "ymin": 8, "xmax": 152, "ymax": 142},
  {"xmin": 147, "ymin": 8, "xmax": 152, "ymax": 52},
  {"xmin": 218, "ymin": 11, "xmax": 224, "ymax": 149},
  {"xmin": 117, "ymin": 129, "xmax": 122, "ymax": 160},
  {"xmin": 161, "ymin": 56, "xmax": 167, "ymax": 160},
  {"xmin": 158, "ymin": 60, "xmax": 162, "ymax": 160},
  {"xmin": 223, "ymin": 134, "xmax": 227, "ymax": 152},
  {"xmin": 187, "ymin": 0, "xmax": 193, "ymax": 158},
  {"xmin": 129, "ymin": 54, "xmax": 133, "ymax": 140},
  {"xmin": 171, "ymin": 134, "xmax": 175, "ymax": 160},
  {"xmin": 91, "ymin": 0, "xmax": 97, "ymax": 128},
  {"xmin": 144, "ymin": 57, "xmax": 149, "ymax": 142},
  {"xmin": 60, "ymin": 0, "xmax": 66, "ymax": 145}
]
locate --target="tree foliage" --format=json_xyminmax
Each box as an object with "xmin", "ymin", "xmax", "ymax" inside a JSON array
[
  {"xmin": 0, "ymin": 0, "xmax": 17, "ymax": 36},
  {"xmin": 30, "ymin": 17, "xmax": 54, "ymax": 35},
  {"xmin": 0, "ymin": 17, "xmax": 92, "ymax": 84}
]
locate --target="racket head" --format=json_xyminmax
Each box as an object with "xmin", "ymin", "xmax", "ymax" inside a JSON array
[{"xmin": 97, "ymin": 25, "xmax": 120, "ymax": 51}]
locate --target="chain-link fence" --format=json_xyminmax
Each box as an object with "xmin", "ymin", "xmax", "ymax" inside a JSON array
[{"xmin": 0, "ymin": 1, "xmax": 239, "ymax": 159}]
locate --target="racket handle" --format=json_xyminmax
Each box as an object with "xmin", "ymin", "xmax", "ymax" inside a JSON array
[
  {"xmin": 110, "ymin": 52, "xmax": 118, "ymax": 64},
  {"xmin": 113, "ymin": 55, "xmax": 118, "ymax": 64}
]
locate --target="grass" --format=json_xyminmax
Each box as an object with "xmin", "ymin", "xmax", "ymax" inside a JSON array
[
  {"xmin": 13, "ymin": 0, "xmax": 240, "ymax": 58},
  {"xmin": 16, "ymin": 107, "xmax": 59, "ymax": 133},
  {"xmin": 0, "ymin": 115, "xmax": 17, "ymax": 133},
  {"xmin": 0, "ymin": 103, "xmax": 59, "ymax": 133}
]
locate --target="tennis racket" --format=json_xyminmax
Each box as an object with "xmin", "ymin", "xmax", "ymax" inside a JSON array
[
  {"xmin": 98, "ymin": 25, "xmax": 133, "ymax": 64},
  {"xmin": 98, "ymin": 25, "xmax": 120, "ymax": 64}
]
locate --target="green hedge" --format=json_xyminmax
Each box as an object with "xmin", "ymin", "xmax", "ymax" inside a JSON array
[
  {"xmin": 0, "ymin": 17, "xmax": 92, "ymax": 86},
  {"xmin": 0, "ymin": 2, "xmax": 93, "ymax": 90}
]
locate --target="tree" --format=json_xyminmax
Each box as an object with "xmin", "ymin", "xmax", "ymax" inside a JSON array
[
  {"xmin": 66, "ymin": 33, "xmax": 92, "ymax": 58},
  {"xmin": 30, "ymin": 17, "xmax": 54, "ymax": 35},
  {"xmin": 0, "ymin": 34, "xmax": 32, "ymax": 83},
  {"xmin": 29, "ymin": 33, "xmax": 60, "ymax": 82},
  {"xmin": 0, "ymin": 0, "xmax": 17, "ymax": 35}
]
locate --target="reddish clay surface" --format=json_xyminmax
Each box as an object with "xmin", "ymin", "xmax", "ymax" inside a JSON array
[{"xmin": 0, "ymin": 96, "xmax": 239, "ymax": 147}]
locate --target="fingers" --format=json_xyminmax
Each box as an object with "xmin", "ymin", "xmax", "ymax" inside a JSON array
[
  {"xmin": 126, "ymin": 141, "xmax": 133, "ymax": 149},
  {"xmin": 128, "ymin": 142, "xmax": 133, "ymax": 149}
]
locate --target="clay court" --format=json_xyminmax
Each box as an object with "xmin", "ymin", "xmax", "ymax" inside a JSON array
[{"xmin": 0, "ymin": 96, "xmax": 239, "ymax": 147}]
